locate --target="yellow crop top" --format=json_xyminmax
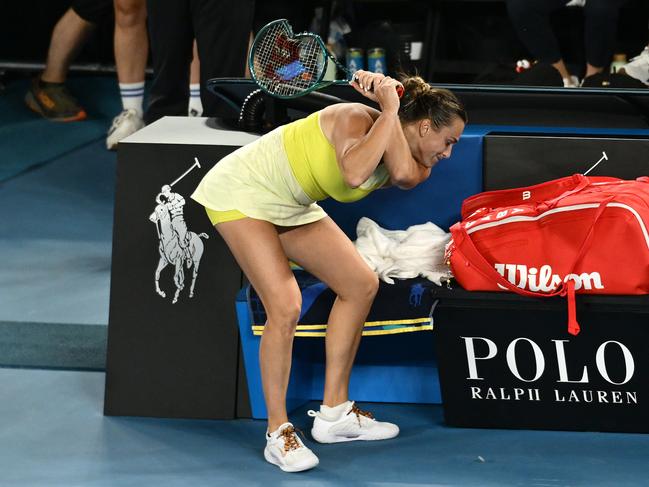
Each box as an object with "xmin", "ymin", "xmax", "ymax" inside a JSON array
[{"xmin": 282, "ymin": 111, "xmax": 390, "ymax": 203}]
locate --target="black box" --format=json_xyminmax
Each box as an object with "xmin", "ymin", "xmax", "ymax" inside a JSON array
[
  {"xmin": 432, "ymin": 285, "xmax": 649, "ymax": 433},
  {"xmin": 104, "ymin": 117, "xmax": 258, "ymax": 419}
]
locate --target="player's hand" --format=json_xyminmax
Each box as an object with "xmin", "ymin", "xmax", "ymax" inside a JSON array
[
  {"xmin": 350, "ymin": 70, "xmax": 403, "ymax": 114},
  {"xmin": 350, "ymin": 70, "xmax": 388, "ymax": 102},
  {"xmin": 373, "ymin": 76, "xmax": 402, "ymax": 115}
]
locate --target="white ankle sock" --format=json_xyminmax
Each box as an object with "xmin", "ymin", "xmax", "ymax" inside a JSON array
[
  {"xmin": 267, "ymin": 421, "xmax": 292, "ymax": 437},
  {"xmin": 319, "ymin": 400, "xmax": 352, "ymax": 421},
  {"xmin": 188, "ymin": 83, "xmax": 203, "ymax": 116},
  {"xmin": 119, "ymin": 81, "xmax": 145, "ymax": 117}
]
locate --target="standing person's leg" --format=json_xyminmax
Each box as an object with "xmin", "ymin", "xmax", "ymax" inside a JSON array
[
  {"xmin": 244, "ymin": 32, "xmax": 253, "ymax": 79},
  {"xmin": 192, "ymin": 0, "xmax": 253, "ymax": 118},
  {"xmin": 41, "ymin": 8, "xmax": 95, "ymax": 84},
  {"xmin": 583, "ymin": 0, "xmax": 629, "ymax": 78},
  {"xmin": 188, "ymin": 41, "xmax": 203, "ymax": 116},
  {"xmin": 25, "ymin": 6, "xmax": 96, "ymax": 121},
  {"xmin": 507, "ymin": 0, "xmax": 576, "ymax": 84},
  {"xmin": 277, "ymin": 217, "xmax": 399, "ymax": 443},
  {"xmin": 215, "ymin": 217, "xmax": 319, "ymax": 472},
  {"xmin": 107, "ymin": 0, "xmax": 148, "ymax": 149},
  {"xmin": 144, "ymin": 0, "xmax": 193, "ymax": 124},
  {"xmin": 114, "ymin": 0, "xmax": 148, "ymax": 88}
]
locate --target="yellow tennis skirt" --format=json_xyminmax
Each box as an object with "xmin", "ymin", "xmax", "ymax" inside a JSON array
[{"xmin": 191, "ymin": 126, "xmax": 327, "ymax": 226}]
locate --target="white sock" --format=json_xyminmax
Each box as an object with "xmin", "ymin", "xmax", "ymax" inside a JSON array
[
  {"xmin": 188, "ymin": 83, "xmax": 203, "ymax": 116},
  {"xmin": 319, "ymin": 400, "xmax": 352, "ymax": 421},
  {"xmin": 119, "ymin": 81, "xmax": 145, "ymax": 118}
]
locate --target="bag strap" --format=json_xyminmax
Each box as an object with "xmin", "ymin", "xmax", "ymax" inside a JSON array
[
  {"xmin": 462, "ymin": 175, "xmax": 580, "ymax": 220},
  {"xmin": 452, "ymin": 195, "xmax": 615, "ymax": 335},
  {"xmin": 542, "ymin": 174, "xmax": 590, "ymax": 209},
  {"xmin": 462, "ymin": 175, "xmax": 620, "ymax": 220}
]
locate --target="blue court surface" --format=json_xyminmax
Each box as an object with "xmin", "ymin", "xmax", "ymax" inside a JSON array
[
  {"xmin": 2, "ymin": 367, "xmax": 649, "ymax": 487},
  {"xmin": 1, "ymin": 75, "xmax": 648, "ymax": 486}
]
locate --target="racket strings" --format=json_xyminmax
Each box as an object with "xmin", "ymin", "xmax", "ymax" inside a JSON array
[{"xmin": 252, "ymin": 22, "xmax": 326, "ymax": 97}]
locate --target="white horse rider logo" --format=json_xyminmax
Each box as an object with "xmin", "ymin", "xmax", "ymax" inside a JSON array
[{"xmin": 149, "ymin": 157, "xmax": 208, "ymax": 304}]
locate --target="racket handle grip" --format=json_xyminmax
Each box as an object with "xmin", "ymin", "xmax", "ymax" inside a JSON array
[{"xmin": 352, "ymin": 74, "xmax": 404, "ymax": 98}]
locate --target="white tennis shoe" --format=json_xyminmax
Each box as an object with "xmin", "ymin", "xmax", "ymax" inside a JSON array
[
  {"xmin": 308, "ymin": 401, "xmax": 400, "ymax": 443},
  {"xmin": 106, "ymin": 108, "xmax": 145, "ymax": 150},
  {"xmin": 562, "ymin": 75, "xmax": 580, "ymax": 88},
  {"xmin": 264, "ymin": 422, "xmax": 319, "ymax": 473}
]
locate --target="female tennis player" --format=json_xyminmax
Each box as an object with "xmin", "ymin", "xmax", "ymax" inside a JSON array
[{"xmin": 192, "ymin": 71, "xmax": 466, "ymax": 472}]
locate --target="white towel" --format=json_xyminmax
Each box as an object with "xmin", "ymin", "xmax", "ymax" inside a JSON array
[{"xmin": 353, "ymin": 217, "xmax": 453, "ymax": 285}]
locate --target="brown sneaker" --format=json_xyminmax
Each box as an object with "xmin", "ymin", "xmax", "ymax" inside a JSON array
[{"xmin": 24, "ymin": 77, "xmax": 87, "ymax": 122}]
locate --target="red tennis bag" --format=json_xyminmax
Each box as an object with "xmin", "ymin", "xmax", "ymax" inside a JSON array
[{"xmin": 446, "ymin": 174, "xmax": 649, "ymax": 335}]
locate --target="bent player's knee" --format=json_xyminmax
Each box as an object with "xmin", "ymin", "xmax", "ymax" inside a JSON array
[
  {"xmin": 264, "ymin": 292, "xmax": 302, "ymax": 336},
  {"xmin": 339, "ymin": 268, "xmax": 379, "ymax": 303}
]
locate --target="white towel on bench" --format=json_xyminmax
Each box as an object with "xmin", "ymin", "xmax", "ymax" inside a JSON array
[{"xmin": 353, "ymin": 217, "xmax": 452, "ymax": 285}]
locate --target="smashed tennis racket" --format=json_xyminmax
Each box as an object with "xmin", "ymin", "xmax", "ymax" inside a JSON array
[{"xmin": 249, "ymin": 18, "xmax": 404, "ymax": 100}]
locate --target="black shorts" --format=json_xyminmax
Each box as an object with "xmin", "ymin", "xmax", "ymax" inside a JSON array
[{"xmin": 71, "ymin": 0, "xmax": 113, "ymax": 24}]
